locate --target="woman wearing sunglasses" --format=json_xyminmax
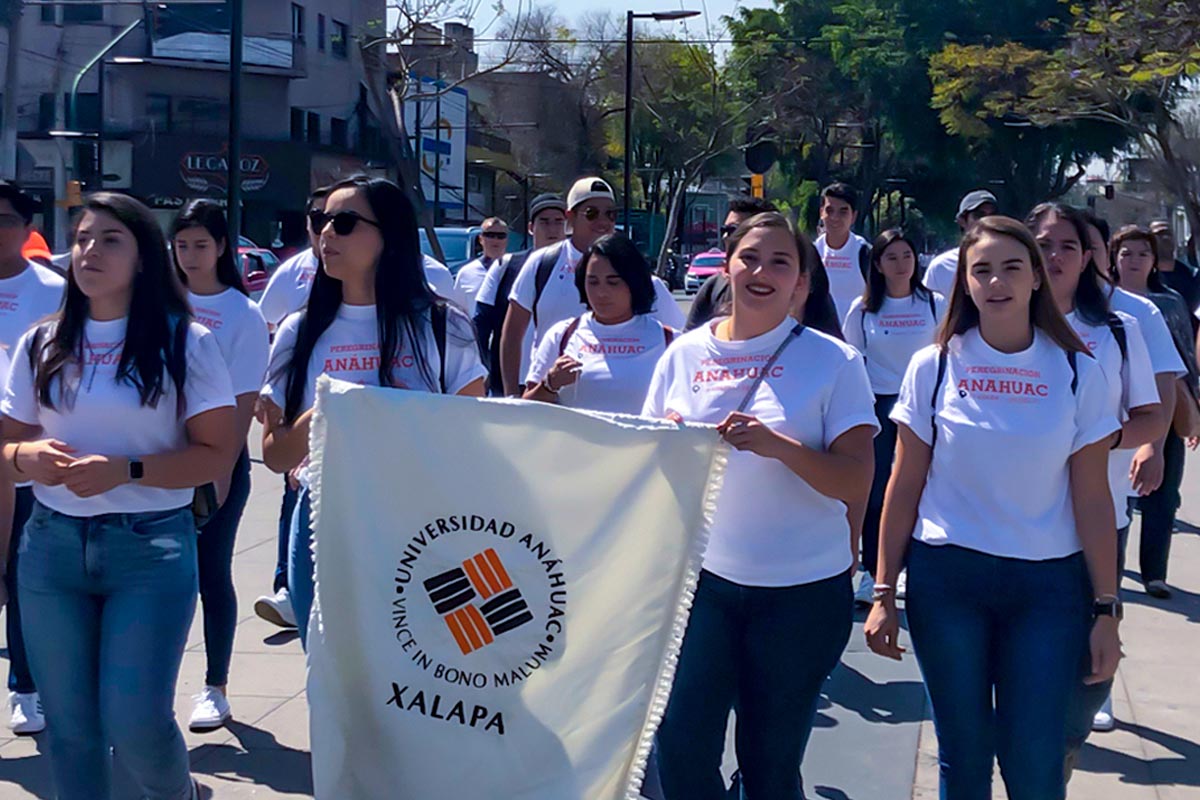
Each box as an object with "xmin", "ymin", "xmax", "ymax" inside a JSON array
[
  {"xmin": 260, "ymin": 176, "xmax": 486, "ymax": 647},
  {"xmin": 169, "ymin": 199, "xmax": 270, "ymax": 733}
]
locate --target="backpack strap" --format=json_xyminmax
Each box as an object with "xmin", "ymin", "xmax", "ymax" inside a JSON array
[
  {"xmin": 532, "ymin": 244, "xmax": 561, "ymax": 329},
  {"xmin": 930, "ymin": 347, "xmax": 949, "ymax": 449},
  {"xmin": 558, "ymin": 316, "xmax": 582, "ymax": 357},
  {"xmin": 663, "ymin": 325, "xmax": 675, "ymax": 348},
  {"xmin": 431, "ymin": 303, "xmax": 448, "ymax": 394},
  {"xmin": 1067, "ymin": 349, "xmax": 1078, "ymax": 395},
  {"xmin": 928, "ymin": 292, "xmax": 937, "ymax": 322},
  {"xmin": 858, "ymin": 241, "xmax": 872, "ymax": 281},
  {"xmin": 1105, "ymin": 312, "xmax": 1128, "ymax": 363}
]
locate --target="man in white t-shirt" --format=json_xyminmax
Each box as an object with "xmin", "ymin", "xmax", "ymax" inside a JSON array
[
  {"xmin": 258, "ymin": 188, "xmax": 328, "ymax": 328},
  {"xmin": 498, "ymin": 178, "xmax": 619, "ymax": 396},
  {"xmin": 922, "ymin": 190, "xmax": 999, "ymax": 296},
  {"xmin": 454, "ymin": 217, "xmax": 510, "ymax": 315},
  {"xmin": 0, "ymin": 181, "xmax": 66, "ymax": 736},
  {"xmin": 813, "ymin": 183, "xmax": 872, "ymax": 321}
]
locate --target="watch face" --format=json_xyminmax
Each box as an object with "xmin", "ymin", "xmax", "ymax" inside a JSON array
[{"xmin": 130, "ymin": 460, "xmax": 144, "ymax": 480}]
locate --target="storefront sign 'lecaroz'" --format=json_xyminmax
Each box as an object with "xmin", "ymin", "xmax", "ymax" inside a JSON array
[{"xmin": 180, "ymin": 147, "xmax": 271, "ymax": 193}]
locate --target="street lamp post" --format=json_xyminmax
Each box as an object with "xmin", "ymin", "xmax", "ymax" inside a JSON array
[{"xmin": 623, "ymin": 9, "xmax": 700, "ymax": 238}]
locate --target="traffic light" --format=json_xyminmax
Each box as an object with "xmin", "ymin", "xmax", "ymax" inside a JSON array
[{"xmin": 751, "ymin": 174, "xmax": 764, "ymax": 199}]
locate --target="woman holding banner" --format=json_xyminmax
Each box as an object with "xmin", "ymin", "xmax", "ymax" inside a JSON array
[
  {"xmin": 525, "ymin": 234, "xmax": 673, "ymax": 414},
  {"xmin": 259, "ymin": 176, "xmax": 486, "ymax": 648},
  {"xmin": 644, "ymin": 212, "xmax": 877, "ymax": 800}
]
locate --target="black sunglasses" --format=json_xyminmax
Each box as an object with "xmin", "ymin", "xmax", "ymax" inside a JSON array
[
  {"xmin": 720, "ymin": 223, "xmax": 739, "ymax": 238},
  {"xmin": 581, "ymin": 207, "xmax": 619, "ymax": 222},
  {"xmin": 308, "ymin": 210, "xmax": 327, "ymax": 230},
  {"xmin": 322, "ymin": 211, "xmax": 382, "ymax": 236},
  {"xmin": 481, "ymin": 231, "xmax": 509, "ymax": 240}
]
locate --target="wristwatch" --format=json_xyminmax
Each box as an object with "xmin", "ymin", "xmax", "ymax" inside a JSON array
[
  {"xmin": 128, "ymin": 459, "xmax": 144, "ymax": 482},
  {"xmin": 1093, "ymin": 597, "xmax": 1123, "ymax": 620}
]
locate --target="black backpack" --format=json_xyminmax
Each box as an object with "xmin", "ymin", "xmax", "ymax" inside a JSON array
[
  {"xmin": 531, "ymin": 243, "xmax": 565, "ymax": 328},
  {"xmin": 431, "ymin": 303, "xmax": 448, "ymax": 394}
]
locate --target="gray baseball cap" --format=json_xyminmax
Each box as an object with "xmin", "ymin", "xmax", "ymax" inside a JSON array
[
  {"xmin": 957, "ymin": 190, "xmax": 998, "ymax": 219},
  {"xmin": 529, "ymin": 193, "xmax": 566, "ymax": 221}
]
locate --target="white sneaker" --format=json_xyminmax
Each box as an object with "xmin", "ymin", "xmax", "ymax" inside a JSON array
[
  {"xmin": 854, "ymin": 573, "xmax": 876, "ymax": 607},
  {"xmin": 254, "ymin": 587, "xmax": 297, "ymax": 629},
  {"xmin": 9, "ymin": 692, "xmax": 45, "ymax": 735},
  {"xmin": 896, "ymin": 569, "xmax": 908, "ymax": 600},
  {"xmin": 189, "ymin": 686, "xmax": 232, "ymax": 732},
  {"xmin": 1092, "ymin": 696, "xmax": 1116, "ymax": 732}
]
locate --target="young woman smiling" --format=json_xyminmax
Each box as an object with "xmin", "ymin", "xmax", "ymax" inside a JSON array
[
  {"xmin": 260, "ymin": 177, "xmax": 485, "ymax": 648},
  {"xmin": 842, "ymin": 229, "xmax": 942, "ymax": 606},
  {"xmin": 645, "ymin": 212, "xmax": 876, "ymax": 800},
  {"xmin": 866, "ymin": 216, "xmax": 1122, "ymax": 800},
  {"xmin": 524, "ymin": 234, "xmax": 673, "ymax": 414},
  {"xmin": 170, "ymin": 200, "xmax": 270, "ymax": 732},
  {"xmin": 0, "ymin": 192, "xmax": 237, "ymax": 799}
]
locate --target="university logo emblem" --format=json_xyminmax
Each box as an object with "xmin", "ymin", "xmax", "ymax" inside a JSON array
[{"xmin": 423, "ymin": 548, "xmax": 534, "ymax": 655}]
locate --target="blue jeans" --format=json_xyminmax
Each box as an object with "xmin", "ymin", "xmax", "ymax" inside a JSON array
[
  {"xmin": 906, "ymin": 541, "xmax": 1092, "ymax": 800},
  {"xmin": 274, "ymin": 478, "xmax": 298, "ymax": 593},
  {"xmin": 656, "ymin": 569, "xmax": 853, "ymax": 800},
  {"xmin": 1134, "ymin": 430, "xmax": 1185, "ymax": 583},
  {"xmin": 6, "ymin": 486, "xmax": 36, "ymax": 693},
  {"xmin": 17, "ymin": 502, "xmax": 197, "ymax": 800},
  {"xmin": 287, "ymin": 488, "xmax": 314, "ymax": 649},
  {"xmin": 197, "ymin": 449, "xmax": 251, "ymax": 687}
]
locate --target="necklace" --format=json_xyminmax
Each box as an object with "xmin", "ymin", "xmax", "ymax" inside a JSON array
[{"xmin": 82, "ymin": 332, "xmax": 125, "ymax": 393}]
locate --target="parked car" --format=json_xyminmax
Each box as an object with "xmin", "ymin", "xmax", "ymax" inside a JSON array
[
  {"xmin": 419, "ymin": 227, "xmax": 482, "ymax": 275},
  {"xmin": 684, "ymin": 249, "xmax": 727, "ymax": 294},
  {"xmin": 238, "ymin": 247, "xmax": 280, "ymax": 297}
]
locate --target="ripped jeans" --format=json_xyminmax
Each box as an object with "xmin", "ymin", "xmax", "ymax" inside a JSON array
[{"xmin": 17, "ymin": 501, "xmax": 197, "ymax": 800}]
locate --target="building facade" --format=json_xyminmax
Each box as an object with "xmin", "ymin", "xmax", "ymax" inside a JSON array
[{"xmin": 3, "ymin": 0, "xmax": 386, "ymax": 248}]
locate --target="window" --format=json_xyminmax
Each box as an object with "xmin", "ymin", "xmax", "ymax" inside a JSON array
[
  {"xmin": 330, "ymin": 117, "xmax": 347, "ymax": 149},
  {"xmin": 174, "ymin": 97, "xmax": 228, "ymax": 133},
  {"xmin": 331, "ymin": 20, "xmax": 348, "ymax": 59},
  {"xmin": 317, "ymin": 14, "xmax": 326, "ymax": 52},
  {"xmin": 62, "ymin": 2, "xmax": 103, "ymax": 23},
  {"xmin": 306, "ymin": 111, "xmax": 320, "ymax": 145},
  {"xmin": 291, "ymin": 108, "xmax": 306, "ymax": 142},
  {"xmin": 291, "ymin": 3, "xmax": 305, "ymax": 46},
  {"xmin": 38, "ymin": 94, "xmax": 56, "ymax": 131},
  {"xmin": 40, "ymin": 5, "xmax": 55, "ymax": 23},
  {"xmin": 146, "ymin": 94, "xmax": 171, "ymax": 132}
]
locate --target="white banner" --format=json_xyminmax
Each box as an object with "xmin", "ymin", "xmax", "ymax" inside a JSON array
[{"xmin": 306, "ymin": 378, "xmax": 726, "ymax": 799}]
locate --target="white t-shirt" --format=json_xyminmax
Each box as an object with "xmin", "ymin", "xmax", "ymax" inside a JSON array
[
  {"xmin": 2, "ymin": 318, "xmax": 235, "ymax": 516},
  {"xmin": 262, "ymin": 303, "xmax": 486, "ymax": 419},
  {"xmin": 453, "ymin": 256, "xmax": 502, "ymax": 316},
  {"xmin": 258, "ymin": 248, "xmax": 318, "ymax": 327},
  {"xmin": 842, "ymin": 292, "xmax": 944, "ymax": 395},
  {"xmin": 527, "ymin": 313, "xmax": 672, "ymax": 414},
  {"xmin": 189, "ymin": 288, "xmax": 270, "ymax": 396},
  {"xmin": 652, "ymin": 276, "xmax": 686, "ymax": 330},
  {"xmin": 891, "ymin": 329, "xmax": 1119, "ymax": 560},
  {"xmin": 510, "ymin": 241, "xmax": 584, "ymax": 349},
  {"xmin": 257, "ymin": 249, "xmax": 469, "ymax": 324},
  {"xmin": 0, "ymin": 263, "xmax": 65, "ymax": 355},
  {"xmin": 642, "ymin": 318, "xmax": 878, "ymax": 587},
  {"xmin": 815, "ymin": 232, "xmax": 870, "ymax": 321},
  {"xmin": 1107, "ymin": 287, "xmax": 1186, "ymax": 377},
  {"xmin": 922, "ymin": 247, "xmax": 958, "ymax": 297},
  {"xmin": 1067, "ymin": 310, "xmax": 1160, "ymax": 528}
]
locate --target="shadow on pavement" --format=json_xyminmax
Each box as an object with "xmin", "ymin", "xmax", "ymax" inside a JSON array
[
  {"xmin": 1079, "ymin": 720, "xmax": 1200, "ymax": 786},
  {"xmin": 262, "ymin": 630, "xmax": 300, "ymax": 647},
  {"xmin": 190, "ymin": 721, "xmax": 313, "ymax": 795},
  {"xmin": 0, "ymin": 735, "xmax": 53, "ymax": 797},
  {"xmin": 1121, "ymin": 572, "xmax": 1200, "ymax": 624},
  {"xmin": 822, "ymin": 662, "xmax": 926, "ymax": 726}
]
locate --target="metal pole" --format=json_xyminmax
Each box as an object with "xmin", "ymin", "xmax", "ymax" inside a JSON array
[
  {"xmin": 227, "ymin": 0, "xmax": 244, "ymax": 243},
  {"xmin": 433, "ymin": 62, "xmax": 442, "ymax": 227},
  {"xmin": 523, "ymin": 176, "xmax": 530, "ymax": 249},
  {"xmin": 96, "ymin": 59, "xmax": 104, "ymax": 187},
  {"xmin": 1, "ymin": 1, "xmax": 25, "ymax": 180},
  {"xmin": 622, "ymin": 10, "xmax": 634, "ymax": 235},
  {"xmin": 70, "ymin": 18, "xmax": 141, "ymax": 131}
]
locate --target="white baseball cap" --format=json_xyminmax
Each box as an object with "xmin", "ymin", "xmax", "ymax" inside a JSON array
[{"xmin": 567, "ymin": 177, "xmax": 615, "ymax": 211}]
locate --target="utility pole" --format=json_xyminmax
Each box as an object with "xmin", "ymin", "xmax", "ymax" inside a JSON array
[
  {"xmin": 1, "ymin": 0, "xmax": 25, "ymax": 180},
  {"xmin": 227, "ymin": 0, "xmax": 244, "ymax": 243}
]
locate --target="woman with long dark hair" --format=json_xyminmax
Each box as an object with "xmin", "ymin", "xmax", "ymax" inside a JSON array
[
  {"xmin": 260, "ymin": 176, "xmax": 486, "ymax": 648},
  {"xmin": 0, "ymin": 192, "xmax": 237, "ymax": 799},
  {"xmin": 842, "ymin": 228, "xmax": 941, "ymax": 605},
  {"xmin": 866, "ymin": 216, "xmax": 1122, "ymax": 799},
  {"xmin": 646, "ymin": 212, "xmax": 876, "ymax": 800},
  {"xmin": 170, "ymin": 199, "xmax": 269, "ymax": 732},
  {"xmin": 525, "ymin": 234, "xmax": 673, "ymax": 413}
]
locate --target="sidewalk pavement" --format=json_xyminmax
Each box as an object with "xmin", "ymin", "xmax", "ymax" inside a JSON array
[{"xmin": 1, "ymin": 446, "xmax": 1198, "ymax": 798}]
